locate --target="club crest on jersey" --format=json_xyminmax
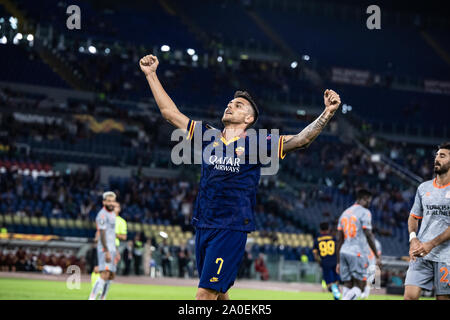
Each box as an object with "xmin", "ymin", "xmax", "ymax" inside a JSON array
[
  {"xmin": 235, "ymin": 146, "xmax": 245, "ymax": 156},
  {"xmin": 213, "ymin": 141, "xmax": 219, "ymax": 147},
  {"xmin": 426, "ymin": 192, "xmax": 431, "ymax": 197}
]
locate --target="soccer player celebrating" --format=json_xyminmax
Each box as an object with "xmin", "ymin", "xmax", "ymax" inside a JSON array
[
  {"xmin": 89, "ymin": 191, "xmax": 117, "ymax": 300},
  {"xmin": 313, "ymin": 222, "xmax": 341, "ymax": 300},
  {"xmin": 140, "ymin": 54, "xmax": 341, "ymax": 300},
  {"xmin": 336, "ymin": 189, "xmax": 381, "ymax": 300},
  {"xmin": 404, "ymin": 142, "xmax": 450, "ymax": 300}
]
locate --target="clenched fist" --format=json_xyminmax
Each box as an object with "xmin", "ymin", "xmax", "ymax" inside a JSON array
[
  {"xmin": 140, "ymin": 54, "xmax": 159, "ymax": 76},
  {"xmin": 324, "ymin": 89, "xmax": 341, "ymax": 113}
]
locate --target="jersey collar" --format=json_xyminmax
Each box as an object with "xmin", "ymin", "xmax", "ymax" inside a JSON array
[
  {"xmin": 220, "ymin": 130, "xmax": 247, "ymax": 145},
  {"xmin": 433, "ymin": 177, "xmax": 450, "ymax": 189}
]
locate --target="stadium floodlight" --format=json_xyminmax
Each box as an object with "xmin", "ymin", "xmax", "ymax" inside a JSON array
[
  {"xmin": 186, "ymin": 48, "xmax": 195, "ymax": 56},
  {"xmin": 342, "ymin": 103, "xmax": 352, "ymax": 114},
  {"xmin": 88, "ymin": 45, "xmax": 97, "ymax": 54},
  {"xmin": 159, "ymin": 231, "xmax": 168, "ymax": 239},
  {"xmin": 9, "ymin": 17, "xmax": 18, "ymax": 29},
  {"xmin": 240, "ymin": 54, "xmax": 249, "ymax": 60},
  {"xmin": 290, "ymin": 61, "xmax": 298, "ymax": 69},
  {"xmin": 217, "ymin": 56, "xmax": 223, "ymax": 63},
  {"xmin": 13, "ymin": 32, "xmax": 22, "ymax": 44},
  {"xmin": 78, "ymin": 46, "xmax": 85, "ymax": 53},
  {"xmin": 26, "ymin": 34, "xmax": 33, "ymax": 41},
  {"xmin": 371, "ymin": 154, "xmax": 381, "ymax": 163},
  {"xmin": 302, "ymin": 55, "xmax": 310, "ymax": 61},
  {"xmin": 0, "ymin": 36, "xmax": 7, "ymax": 44},
  {"xmin": 104, "ymin": 48, "xmax": 110, "ymax": 54},
  {"xmin": 0, "ymin": 18, "xmax": 4, "ymax": 23},
  {"xmin": 192, "ymin": 54, "xmax": 198, "ymax": 62},
  {"xmin": 161, "ymin": 45, "xmax": 170, "ymax": 52}
]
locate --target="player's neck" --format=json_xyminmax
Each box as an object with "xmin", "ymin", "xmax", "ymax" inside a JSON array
[
  {"xmin": 103, "ymin": 206, "xmax": 113, "ymax": 213},
  {"xmin": 435, "ymin": 171, "xmax": 450, "ymax": 187},
  {"xmin": 222, "ymin": 125, "xmax": 246, "ymax": 141}
]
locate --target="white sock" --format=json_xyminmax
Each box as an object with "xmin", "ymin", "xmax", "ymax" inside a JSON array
[
  {"xmin": 89, "ymin": 278, "xmax": 105, "ymax": 300},
  {"xmin": 342, "ymin": 286, "xmax": 350, "ymax": 299},
  {"xmin": 100, "ymin": 280, "xmax": 112, "ymax": 300},
  {"xmin": 361, "ymin": 285, "xmax": 371, "ymax": 299},
  {"xmin": 343, "ymin": 287, "xmax": 362, "ymax": 300}
]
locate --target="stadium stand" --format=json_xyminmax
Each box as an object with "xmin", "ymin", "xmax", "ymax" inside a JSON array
[{"xmin": 0, "ymin": 0, "xmax": 449, "ymax": 289}]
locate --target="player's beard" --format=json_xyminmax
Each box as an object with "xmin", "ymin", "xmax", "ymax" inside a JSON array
[
  {"xmin": 434, "ymin": 161, "xmax": 450, "ymax": 175},
  {"xmin": 105, "ymin": 204, "xmax": 115, "ymax": 212}
]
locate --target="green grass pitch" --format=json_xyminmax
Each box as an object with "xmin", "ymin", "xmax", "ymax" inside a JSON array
[{"xmin": 0, "ymin": 277, "xmax": 429, "ymax": 300}]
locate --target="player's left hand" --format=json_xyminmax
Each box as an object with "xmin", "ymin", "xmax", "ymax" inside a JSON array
[
  {"xmin": 324, "ymin": 89, "xmax": 341, "ymax": 113},
  {"xmin": 336, "ymin": 263, "xmax": 340, "ymax": 274},
  {"xmin": 412, "ymin": 241, "xmax": 434, "ymax": 258}
]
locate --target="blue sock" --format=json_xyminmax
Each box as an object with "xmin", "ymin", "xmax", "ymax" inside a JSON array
[{"xmin": 331, "ymin": 283, "xmax": 341, "ymax": 300}]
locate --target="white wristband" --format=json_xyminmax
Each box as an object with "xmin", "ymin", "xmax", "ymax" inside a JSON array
[{"xmin": 409, "ymin": 232, "xmax": 417, "ymax": 242}]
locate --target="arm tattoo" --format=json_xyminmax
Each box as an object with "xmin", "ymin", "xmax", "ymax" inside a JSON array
[{"xmin": 284, "ymin": 110, "xmax": 334, "ymax": 152}]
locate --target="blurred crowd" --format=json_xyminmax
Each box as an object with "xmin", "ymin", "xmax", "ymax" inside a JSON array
[{"xmin": 0, "ymin": 246, "xmax": 86, "ymax": 273}]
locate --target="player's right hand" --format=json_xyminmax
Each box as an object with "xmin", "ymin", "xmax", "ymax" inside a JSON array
[
  {"xmin": 105, "ymin": 251, "xmax": 111, "ymax": 263},
  {"xmin": 336, "ymin": 263, "xmax": 340, "ymax": 274},
  {"xmin": 140, "ymin": 54, "xmax": 159, "ymax": 75}
]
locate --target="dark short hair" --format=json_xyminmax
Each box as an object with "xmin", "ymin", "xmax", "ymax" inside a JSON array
[
  {"xmin": 319, "ymin": 222, "xmax": 329, "ymax": 231},
  {"xmin": 356, "ymin": 189, "xmax": 372, "ymax": 201},
  {"xmin": 438, "ymin": 142, "xmax": 450, "ymax": 151},
  {"xmin": 234, "ymin": 90, "xmax": 259, "ymax": 127}
]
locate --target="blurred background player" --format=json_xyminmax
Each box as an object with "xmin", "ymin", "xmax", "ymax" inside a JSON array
[
  {"xmin": 89, "ymin": 191, "xmax": 117, "ymax": 300},
  {"xmin": 90, "ymin": 201, "xmax": 123, "ymax": 290},
  {"xmin": 139, "ymin": 54, "xmax": 341, "ymax": 300},
  {"xmin": 361, "ymin": 237, "xmax": 382, "ymax": 299},
  {"xmin": 313, "ymin": 221, "xmax": 341, "ymax": 300},
  {"xmin": 404, "ymin": 142, "xmax": 450, "ymax": 300},
  {"xmin": 336, "ymin": 189, "xmax": 381, "ymax": 300}
]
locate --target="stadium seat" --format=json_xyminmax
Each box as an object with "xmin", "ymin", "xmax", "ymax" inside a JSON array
[
  {"xmin": 134, "ymin": 223, "xmax": 143, "ymax": 233},
  {"xmin": 74, "ymin": 219, "xmax": 83, "ymax": 229},
  {"xmin": 38, "ymin": 217, "xmax": 48, "ymax": 228},
  {"xmin": 21, "ymin": 216, "xmax": 32, "ymax": 233},
  {"xmin": 81, "ymin": 219, "xmax": 91, "ymax": 230},
  {"xmin": 127, "ymin": 222, "xmax": 136, "ymax": 233},
  {"xmin": 30, "ymin": 217, "xmax": 39, "ymax": 227},
  {"xmin": 66, "ymin": 219, "xmax": 75, "ymax": 230},
  {"xmin": 49, "ymin": 218, "xmax": 58, "ymax": 228},
  {"xmin": 12, "ymin": 215, "xmax": 22, "ymax": 225},
  {"xmin": 144, "ymin": 230, "xmax": 152, "ymax": 239}
]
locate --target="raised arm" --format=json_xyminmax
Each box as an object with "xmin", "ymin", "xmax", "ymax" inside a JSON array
[
  {"xmin": 140, "ymin": 55, "xmax": 190, "ymax": 130},
  {"xmin": 282, "ymin": 89, "xmax": 340, "ymax": 154}
]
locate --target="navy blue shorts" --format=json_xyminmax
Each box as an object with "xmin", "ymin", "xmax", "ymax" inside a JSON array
[
  {"xmin": 322, "ymin": 265, "xmax": 340, "ymax": 285},
  {"xmin": 195, "ymin": 228, "xmax": 247, "ymax": 293}
]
